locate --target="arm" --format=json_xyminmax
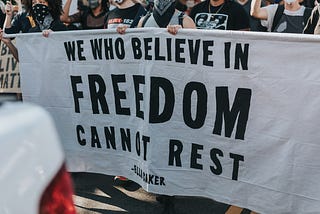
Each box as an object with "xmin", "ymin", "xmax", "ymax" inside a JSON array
[
  {"xmin": 3, "ymin": 1, "xmax": 13, "ymax": 29},
  {"xmin": 0, "ymin": 29, "xmax": 18, "ymax": 61},
  {"xmin": 182, "ymin": 15, "xmax": 196, "ymax": 29},
  {"xmin": 167, "ymin": 15, "xmax": 196, "ymax": 34},
  {"xmin": 137, "ymin": 16, "xmax": 144, "ymax": 27},
  {"xmin": 251, "ymin": 0, "xmax": 268, "ymax": 20},
  {"xmin": 60, "ymin": 0, "xmax": 73, "ymax": 23}
]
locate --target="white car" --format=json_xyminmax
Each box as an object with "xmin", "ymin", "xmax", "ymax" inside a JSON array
[{"xmin": 0, "ymin": 102, "xmax": 76, "ymax": 214}]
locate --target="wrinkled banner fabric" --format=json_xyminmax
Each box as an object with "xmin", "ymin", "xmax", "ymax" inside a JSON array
[{"xmin": 17, "ymin": 29, "xmax": 320, "ymax": 213}]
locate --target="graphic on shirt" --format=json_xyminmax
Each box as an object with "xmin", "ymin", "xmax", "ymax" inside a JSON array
[
  {"xmin": 195, "ymin": 13, "xmax": 228, "ymax": 30},
  {"xmin": 107, "ymin": 18, "xmax": 133, "ymax": 28}
]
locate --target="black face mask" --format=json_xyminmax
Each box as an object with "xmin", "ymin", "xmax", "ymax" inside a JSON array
[
  {"xmin": 153, "ymin": 0, "xmax": 176, "ymax": 28},
  {"xmin": 175, "ymin": 0, "xmax": 187, "ymax": 12},
  {"xmin": 32, "ymin": 4, "xmax": 50, "ymax": 24}
]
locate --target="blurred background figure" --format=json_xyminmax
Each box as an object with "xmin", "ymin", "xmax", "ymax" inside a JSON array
[{"xmin": 60, "ymin": 0, "xmax": 109, "ymax": 30}]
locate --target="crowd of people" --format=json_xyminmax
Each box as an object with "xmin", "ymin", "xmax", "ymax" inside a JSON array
[
  {"xmin": 0, "ymin": 0, "xmax": 319, "ymax": 56},
  {"xmin": 0, "ymin": 0, "xmax": 319, "ymax": 212}
]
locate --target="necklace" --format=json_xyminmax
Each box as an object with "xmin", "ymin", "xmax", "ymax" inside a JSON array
[{"xmin": 208, "ymin": 2, "xmax": 225, "ymax": 14}]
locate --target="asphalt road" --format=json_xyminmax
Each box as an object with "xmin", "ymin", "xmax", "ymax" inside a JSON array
[{"xmin": 71, "ymin": 172, "xmax": 256, "ymax": 214}]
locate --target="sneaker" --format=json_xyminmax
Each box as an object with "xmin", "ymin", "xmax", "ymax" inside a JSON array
[
  {"xmin": 114, "ymin": 176, "xmax": 129, "ymax": 181},
  {"xmin": 114, "ymin": 176, "xmax": 131, "ymax": 186}
]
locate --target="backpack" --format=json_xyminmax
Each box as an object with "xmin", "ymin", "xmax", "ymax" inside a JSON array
[
  {"xmin": 142, "ymin": 11, "xmax": 185, "ymax": 27},
  {"xmin": 271, "ymin": 4, "xmax": 312, "ymax": 32}
]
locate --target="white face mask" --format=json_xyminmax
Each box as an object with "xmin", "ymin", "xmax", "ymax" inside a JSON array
[{"xmin": 284, "ymin": 0, "xmax": 296, "ymax": 4}]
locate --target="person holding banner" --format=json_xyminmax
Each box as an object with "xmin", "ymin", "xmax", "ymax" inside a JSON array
[
  {"xmin": 104, "ymin": 0, "xmax": 146, "ymax": 29},
  {"xmin": 103, "ymin": 0, "xmax": 147, "ymax": 186},
  {"xmin": 251, "ymin": 0, "xmax": 312, "ymax": 33},
  {"xmin": 137, "ymin": 0, "xmax": 196, "ymax": 34},
  {"xmin": 28, "ymin": 0, "xmax": 67, "ymax": 34},
  {"xmin": 118, "ymin": 1, "xmax": 195, "ymax": 213},
  {"xmin": 115, "ymin": 0, "xmax": 196, "ymax": 35}
]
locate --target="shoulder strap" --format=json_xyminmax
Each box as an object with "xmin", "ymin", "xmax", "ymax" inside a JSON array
[
  {"xmin": 130, "ymin": 5, "xmax": 146, "ymax": 28},
  {"xmin": 178, "ymin": 12, "xmax": 185, "ymax": 27},
  {"xmin": 271, "ymin": 4, "xmax": 284, "ymax": 32},
  {"xmin": 141, "ymin": 12, "xmax": 152, "ymax": 27}
]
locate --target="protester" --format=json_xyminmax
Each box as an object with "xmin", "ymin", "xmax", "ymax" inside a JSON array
[
  {"xmin": 116, "ymin": 0, "xmax": 195, "ymax": 35},
  {"xmin": 103, "ymin": 0, "xmax": 147, "ymax": 185},
  {"xmin": 4, "ymin": 0, "xmax": 33, "ymax": 34},
  {"xmin": 104, "ymin": 0, "xmax": 146, "ymax": 29},
  {"xmin": 125, "ymin": 1, "xmax": 195, "ymax": 213},
  {"xmin": 137, "ymin": 0, "xmax": 195, "ymax": 30},
  {"xmin": 0, "ymin": 0, "xmax": 66, "ymax": 62},
  {"xmin": 251, "ymin": 0, "xmax": 312, "ymax": 33},
  {"xmin": 189, "ymin": 0, "xmax": 250, "ymax": 30},
  {"xmin": 28, "ymin": 0, "xmax": 67, "ymax": 33},
  {"xmin": 303, "ymin": 1, "xmax": 320, "ymax": 34},
  {"xmin": 60, "ymin": 0, "xmax": 109, "ymax": 29}
]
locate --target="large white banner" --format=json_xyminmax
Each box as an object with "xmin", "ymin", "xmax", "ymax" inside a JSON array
[{"xmin": 17, "ymin": 29, "xmax": 320, "ymax": 213}]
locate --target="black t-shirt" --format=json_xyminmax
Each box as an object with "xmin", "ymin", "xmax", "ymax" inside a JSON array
[
  {"xmin": 104, "ymin": 3, "xmax": 146, "ymax": 28},
  {"xmin": 189, "ymin": 0, "xmax": 250, "ymax": 30}
]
